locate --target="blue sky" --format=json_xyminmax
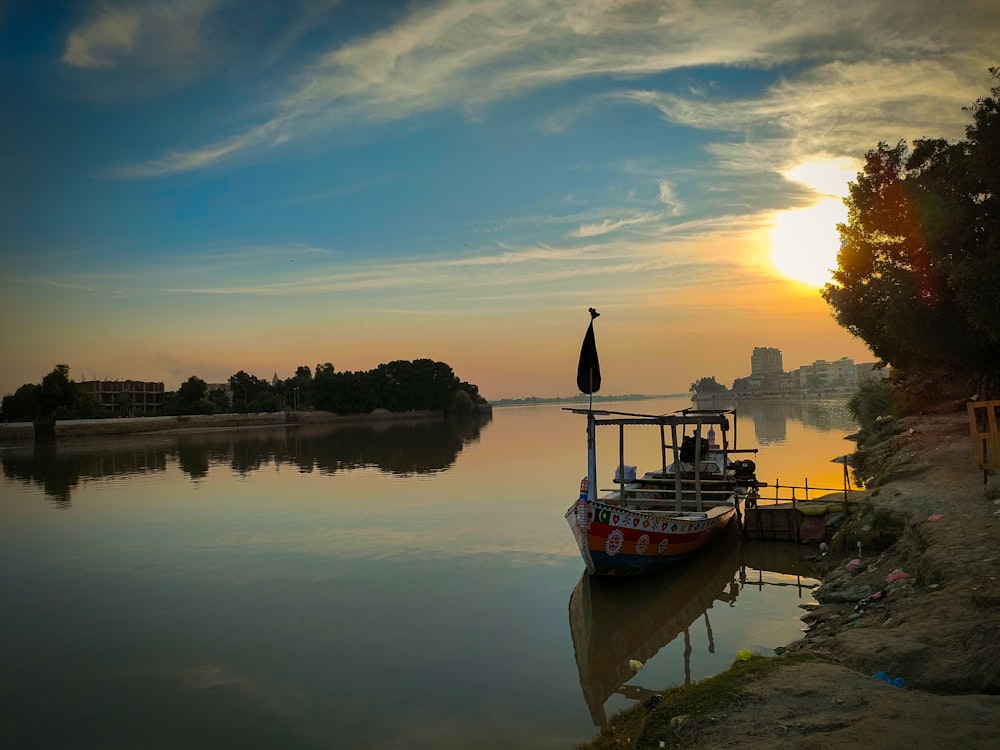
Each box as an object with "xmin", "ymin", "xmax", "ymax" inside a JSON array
[{"xmin": 1, "ymin": 0, "xmax": 996, "ymax": 399}]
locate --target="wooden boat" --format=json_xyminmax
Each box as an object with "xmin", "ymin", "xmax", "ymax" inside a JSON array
[
  {"xmin": 564, "ymin": 407, "xmax": 761, "ymax": 575},
  {"xmin": 565, "ymin": 310, "xmax": 761, "ymax": 576},
  {"xmin": 568, "ymin": 527, "xmax": 742, "ymax": 727}
]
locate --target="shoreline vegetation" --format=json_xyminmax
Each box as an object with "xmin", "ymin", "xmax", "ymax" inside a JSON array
[{"xmin": 576, "ymin": 402, "xmax": 1000, "ymax": 749}]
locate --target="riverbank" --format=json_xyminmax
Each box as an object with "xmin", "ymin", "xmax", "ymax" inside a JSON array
[
  {"xmin": 578, "ymin": 403, "xmax": 1000, "ymax": 749},
  {"xmin": 0, "ymin": 408, "xmax": 449, "ymax": 441}
]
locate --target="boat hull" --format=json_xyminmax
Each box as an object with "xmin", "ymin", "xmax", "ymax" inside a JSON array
[{"xmin": 566, "ymin": 498, "xmax": 737, "ymax": 576}]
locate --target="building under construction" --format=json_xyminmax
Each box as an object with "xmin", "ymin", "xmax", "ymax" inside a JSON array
[{"xmin": 78, "ymin": 380, "xmax": 165, "ymax": 416}]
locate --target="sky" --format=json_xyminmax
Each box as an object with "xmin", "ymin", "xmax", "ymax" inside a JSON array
[{"xmin": 1, "ymin": 1, "xmax": 997, "ymax": 400}]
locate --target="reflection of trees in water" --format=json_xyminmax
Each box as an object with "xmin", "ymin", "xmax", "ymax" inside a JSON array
[
  {"xmin": 1, "ymin": 414, "xmax": 491, "ymax": 504},
  {"xmin": 738, "ymin": 399, "xmax": 856, "ymax": 445},
  {"xmin": 1, "ymin": 440, "xmax": 170, "ymax": 508},
  {"xmin": 172, "ymin": 415, "xmax": 489, "ymax": 476}
]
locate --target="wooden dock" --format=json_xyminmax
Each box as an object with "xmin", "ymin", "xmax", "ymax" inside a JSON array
[{"xmin": 741, "ymin": 490, "xmax": 861, "ymax": 543}]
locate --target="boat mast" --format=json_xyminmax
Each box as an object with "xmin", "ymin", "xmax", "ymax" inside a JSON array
[{"xmin": 577, "ymin": 308, "xmax": 602, "ymax": 502}]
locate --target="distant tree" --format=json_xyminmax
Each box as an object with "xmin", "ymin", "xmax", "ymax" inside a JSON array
[
  {"xmin": 310, "ymin": 359, "xmax": 472, "ymax": 415},
  {"xmin": 285, "ymin": 365, "xmax": 314, "ymax": 408},
  {"xmin": 2, "ymin": 365, "xmax": 106, "ymax": 421},
  {"xmin": 2, "ymin": 383, "xmax": 41, "ymax": 422},
  {"xmin": 208, "ymin": 387, "xmax": 230, "ymax": 412},
  {"xmin": 177, "ymin": 375, "xmax": 212, "ymax": 414},
  {"xmin": 228, "ymin": 370, "xmax": 269, "ymax": 413},
  {"xmin": 449, "ymin": 389, "xmax": 475, "ymax": 417},
  {"xmin": 689, "ymin": 376, "xmax": 727, "ymax": 395},
  {"xmin": 39, "ymin": 365, "xmax": 79, "ymax": 419},
  {"xmin": 823, "ymin": 69, "xmax": 1000, "ymax": 400}
]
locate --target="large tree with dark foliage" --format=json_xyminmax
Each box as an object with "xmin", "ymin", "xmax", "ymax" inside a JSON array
[
  {"xmin": 312, "ymin": 358, "xmax": 478, "ymax": 415},
  {"xmin": 1, "ymin": 365, "xmax": 106, "ymax": 422},
  {"xmin": 823, "ymin": 68, "xmax": 1000, "ymax": 399}
]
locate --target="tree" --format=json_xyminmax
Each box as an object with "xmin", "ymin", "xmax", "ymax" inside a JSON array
[
  {"xmin": 177, "ymin": 375, "xmax": 212, "ymax": 415},
  {"xmin": 2, "ymin": 383, "xmax": 41, "ymax": 422},
  {"xmin": 228, "ymin": 370, "xmax": 269, "ymax": 413},
  {"xmin": 689, "ymin": 376, "xmax": 727, "ymax": 394},
  {"xmin": 823, "ymin": 69, "xmax": 1000, "ymax": 400},
  {"xmin": 38, "ymin": 365, "xmax": 79, "ymax": 419}
]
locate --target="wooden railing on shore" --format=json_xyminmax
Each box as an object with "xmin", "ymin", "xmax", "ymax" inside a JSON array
[{"xmin": 744, "ymin": 477, "xmax": 854, "ymax": 543}]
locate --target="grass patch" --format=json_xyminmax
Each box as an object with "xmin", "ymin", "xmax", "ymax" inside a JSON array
[{"xmin": 575, "ymin": 652, "xmax": 820, "ymax": 750}]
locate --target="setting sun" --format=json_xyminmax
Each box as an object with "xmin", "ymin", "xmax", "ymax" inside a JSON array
[
  {"xmin": 769, "ymin": 198, "xmax": 847, "ymax": 287},
  {"xmin": 771, "ymin": 159, "xmax": 856, "ymax": 287}
]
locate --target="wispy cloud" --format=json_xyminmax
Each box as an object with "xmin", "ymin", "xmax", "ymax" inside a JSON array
[
  {"xmin": 568, "ymin": 213, "xmax": 661, "ymax": 238},
  {"xmin": 63, "ymin": 0, "xmax": 224, "ymax": 72},
  {"xmin": 104, "ymin": 0, "xmax": 998, "ymax": 178}
]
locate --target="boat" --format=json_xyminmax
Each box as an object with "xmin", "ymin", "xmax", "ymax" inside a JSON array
[
  {"xmin": 565, "ymin": 310, "xmax": 762, "ymax": 576},
  {"xmin": 568, "ymin": 527, "xmax": 742, "ymax": 727}
]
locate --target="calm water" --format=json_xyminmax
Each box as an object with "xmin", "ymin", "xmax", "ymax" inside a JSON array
[{"xmin": 0, "ymin": 398, "xmax": 856, "ymax": 749}]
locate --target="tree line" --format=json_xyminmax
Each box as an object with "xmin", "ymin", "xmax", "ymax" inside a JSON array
[
  {"xmin": 824, "ymin": 68, "xmax": 1000, "ymax": 407},
  {"xmin": 1, "ymin": 359, "xmax": 487, "ymax": 423}
]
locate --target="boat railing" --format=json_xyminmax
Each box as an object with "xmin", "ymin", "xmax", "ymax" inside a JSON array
[{"xmin": 602, "ymin": 483, "xmax": 734, "ymax": 508}]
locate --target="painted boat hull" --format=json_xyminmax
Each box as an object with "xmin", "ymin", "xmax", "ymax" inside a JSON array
[{"xmin": 566, "ymin": 497, "xmax": 737, "ymax": 576}]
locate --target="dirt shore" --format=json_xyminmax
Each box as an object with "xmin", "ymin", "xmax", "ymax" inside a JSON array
[{"xmin": 580, "ymin": 405, "xmax": 1000, "ymax": 749}]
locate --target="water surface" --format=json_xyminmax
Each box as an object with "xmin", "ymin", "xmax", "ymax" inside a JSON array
[{"xmin": 0, "ymin": 398, "xmax": 855, "ymax": 748}]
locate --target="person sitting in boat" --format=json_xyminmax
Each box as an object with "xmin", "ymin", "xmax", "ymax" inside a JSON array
[{"xmin": 680, "ymin": 434, "xmax": 708, "ymax": 462}]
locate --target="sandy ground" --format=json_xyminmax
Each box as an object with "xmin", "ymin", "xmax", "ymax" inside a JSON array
[{"xmin": 675, "ymin": 406, "xmax": 1000, "ymax": 749}]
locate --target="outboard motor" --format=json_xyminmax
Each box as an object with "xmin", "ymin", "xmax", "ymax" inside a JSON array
[
  {"xmin": 732, "ymin": 459, "xmax": 760, "ymax": 507},
  {"xmin": 732, "ymin": 459, "xmax": 756, "ymax": 481}
]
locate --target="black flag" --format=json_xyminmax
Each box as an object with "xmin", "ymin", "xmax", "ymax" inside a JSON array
[{"xmin": 576, "ymin": 309, "xmax": 601, "ymax": 394}]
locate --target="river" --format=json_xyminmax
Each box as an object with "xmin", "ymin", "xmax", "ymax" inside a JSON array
[{"xmin": 0, "ymin": 397, "xmax": 858, "ymax": 749}]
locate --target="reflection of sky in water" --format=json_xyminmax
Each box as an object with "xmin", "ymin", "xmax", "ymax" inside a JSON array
[{"xmin": 0, "ymin": 398, "xmax": 850, "ymax": 748}]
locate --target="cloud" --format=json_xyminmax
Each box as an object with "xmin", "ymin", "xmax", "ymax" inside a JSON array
[
  {"xmin": 63, "ymin": 4, "xmax": 141, "ymax": 69},
  {"xmin": 657, "ymin": 180, "xmax": 682, "ymax": 215},
  {"xmin": 63, "ymin": 0, "xmax": 225, "ymax": 81},
  {"xmin": 568, "ymin": 213, "xmax": 660, "ymax": 238},
  {"xmin": 104, "ymin": 0, "xmax": 999, "ymax": 178}
]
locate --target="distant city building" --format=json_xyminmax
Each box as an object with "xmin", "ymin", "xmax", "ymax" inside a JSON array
[
  {"xmin": 78, "ymin": 380, "xmax": 165, "ymax": 416},
  {"xmin": 797, "ymin": 357, "xmax": 858, "ymax": 393},
  {"xmin": 732, "ymin": 351, "xmax": 871, "ymax": 398},
  {"xmin": 751, "ymin": 347, "xmax": 783, "ymax": 375}
]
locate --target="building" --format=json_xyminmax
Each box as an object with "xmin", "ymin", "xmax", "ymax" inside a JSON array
[
  {"xmin": 797, "ymin": 357, "xmax": 858, "ymax": 393},
  {"xmin": 751, "ymin": 347, "xmax": 783, "ymax": 376},
  {"xmin": 78, "ymin": 380, "xmax": 165, "ymax": 416}
]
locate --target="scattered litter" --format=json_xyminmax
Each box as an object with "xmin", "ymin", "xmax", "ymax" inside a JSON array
[
  {"xmin": 928, "ymin": 513, "xmax": 944, "ymax": 522},
  {"xmin": 629, "ymin": 659, "xmax": 644, "ymax": 670},
  {"xmin": 845, "ymin": 558, "xmax": 862, "ymax": 571},
  {"xmin": 854, "ymin": 590, "xmax": 886, "ymax": 612},
  {"xmin": 873, "ymin": 671, "xmax": 906, "ymax": 688},
  {"xmin": 885, "ymin": 568, "xmax": 911, "ymax": 583},
  {"xmin": 735, "ymin": 650, "xmax": 754, "ymax": 662}
]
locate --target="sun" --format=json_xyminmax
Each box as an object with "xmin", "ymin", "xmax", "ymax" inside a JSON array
[
  {"xmin": 770, "ymin": 158, "xmax": 857, "ymax": 288},
  {"xmin": 769, "ymin": 197, "xmax": 847, "ymax": 287}
]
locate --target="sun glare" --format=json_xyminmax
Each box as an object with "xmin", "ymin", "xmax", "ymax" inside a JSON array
[
  {"xmin": 770, "ymin": 159, "xmax": 856, "ymax": 287},
  {"xmin": 769, "ymin": 197, "xmax": 847, "ymax": 287}
]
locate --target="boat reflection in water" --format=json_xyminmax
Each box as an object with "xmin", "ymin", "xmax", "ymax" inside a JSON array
[{"xmin": 568, "ymin": 525, "xmax": 744, "ymax": 728}]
